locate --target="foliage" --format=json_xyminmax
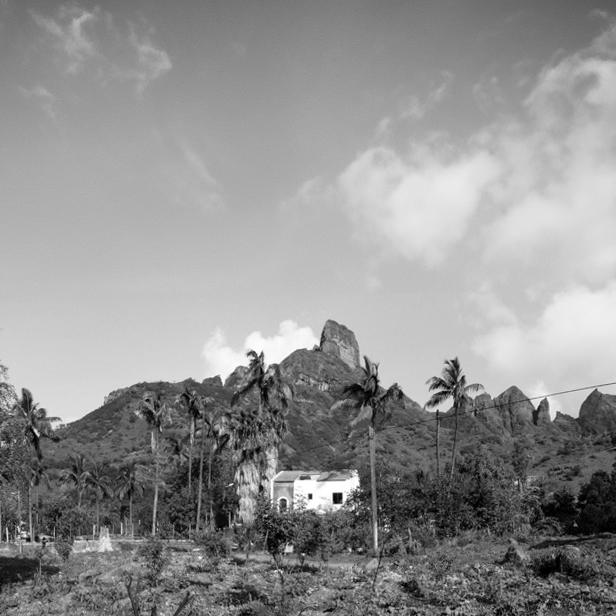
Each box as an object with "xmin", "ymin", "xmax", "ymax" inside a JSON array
[
  {"xmin": 576, "ymin": 469, "xmax": 616, "ymax": 534},
  {"xmin": 138, "ymin": 535, "xmax": 168, "ymax": 587},
  {"xmin": 192, "ymin": 528, "xmax": 232, "ymax": 558},
  {"xmin": 55, "ymin": 535, "xmax": 73, "ymax": 562}
]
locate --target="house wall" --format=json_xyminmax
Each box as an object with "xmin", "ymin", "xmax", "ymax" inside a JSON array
[{"xmin": 272, "ymin": 482, "xmax": 295, "ymax": 510}]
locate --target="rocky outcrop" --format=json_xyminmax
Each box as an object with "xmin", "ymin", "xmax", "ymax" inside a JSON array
[
  {"xmin": 578, "ymin": 389, "xmax": 616, "ymax": 435},
  {"xmin": 319, "ymin": 320, "xmax": 360, "ymax": 370},
  {"xmin": 493, "ymin": 386, "xmax": 534, "ymax": 435},
  {"xmin": 224, "ymin": 365, "xmax": 248, "ymax": 390},
  {"xmin": 553, "ymin": 411, "xmax": 581, "ymax": 436},
  {"xmin": 533, "ymin": 398, "xmax": 551, "ymax": 426}
]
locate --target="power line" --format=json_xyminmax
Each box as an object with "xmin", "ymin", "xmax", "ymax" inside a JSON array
[{"xmin": 278, "ymin": 379, "xmax": 616, "ymax": 462}]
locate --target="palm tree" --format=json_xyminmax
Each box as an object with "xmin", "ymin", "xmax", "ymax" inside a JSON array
[
  {"xmin": 228, "ymin": 350, "xmax": 292, "ymax": 527},
  {"xmin": 335, "ymin": 355, "xmax": 403, "ymax": 554},
  {"xmin": 426, "ymin": 357, "xmax": 484, "ymax": 483},
  {"xmin": 116, "ymin": 462, "xmax": 146, "ymax": 539},
  {"xmin": 195, "ymin": 401, "xmax": 228, "ymax": 531},
  {"xmin": 13, "ymin": 388, "xmax": 59, "ymax": 462},
  {"xmin": 61, "ymin": 454, "xmax": 90, "ymax": 507},
  {"xmin": 87, "ymin": 462, "xmax": 112, "ymax": 535},
  {"xmin": 177, "ymin": 388, "xmax": 202, "ymax": 494},
  {"xmin": 29, "ymin": 460, "xmax": 51, "ymax": 542},
  {"xmin": 139, "ymin": 391, "xmax": 169, "ymax": 536}
]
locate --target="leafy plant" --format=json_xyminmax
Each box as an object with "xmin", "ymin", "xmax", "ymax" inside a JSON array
[{"xmin": 138, "ymin": 536, "xmax": 168, "ymax": 587}]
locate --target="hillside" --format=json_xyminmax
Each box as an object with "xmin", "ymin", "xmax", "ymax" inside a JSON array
[{"xmin": 42, "ymin": 320, "xmax": 616, "ymax": 491}]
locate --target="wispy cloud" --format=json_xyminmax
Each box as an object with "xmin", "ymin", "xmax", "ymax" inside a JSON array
[
  {"xmin": 30, "ymin": 4, "xmax": 171, "ymax": 93},
  {"xmin": 203, "ymin": 320, "xmax": 318, "ymax": 380},
  {"xmin": 164, "ymin": 141, "xmax": 225, "ymax": 212},
  {"xmin": 19, "ymin": 84, "xmax": 57, "ymax": 120}
]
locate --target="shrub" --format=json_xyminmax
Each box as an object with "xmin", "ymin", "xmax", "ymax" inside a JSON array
[
  {"xmin": 55, "ymin": 535, "xmax": 73, "ymax": 562},
  {"xmin": 192, "ymin": 528, "xmax": 232, "ymax": 558},
  {"xmin": 138, "ymin": 536, "xmax": 167, "ymax": 587}
]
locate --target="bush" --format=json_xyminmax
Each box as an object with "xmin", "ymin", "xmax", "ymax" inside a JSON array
[
  {"xmin": 55, "ymin": 536, "xmax": 73, "ymax": 562},
  {"xmin": 192, "ymin": 528, "xmax": 232, "ymax": 558},
  {"xmin": 138, "ymin": 536, "xmax": 167, "ymax": 587}
]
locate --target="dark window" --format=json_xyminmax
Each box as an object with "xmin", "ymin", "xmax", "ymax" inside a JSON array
[
  {"xmin": 307, "ymin": 493, "xmax": 313, "ymax": 500},
  {"xmin": 279, "ymin": 498, "xmax": 288, "ymax": 512},
  {"xmin": 332, "ymin": 493, "xmax": 343, "ymax": 505}
]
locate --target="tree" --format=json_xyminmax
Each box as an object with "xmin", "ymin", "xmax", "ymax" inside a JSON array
[
  {"xmin": 195, "ymin": 399, "xmax": 227, "ymax": 531},
  {"xmin": 426, "ymin": 357, "xmax": 483, "ymax": 484},
  {"xmin": 0, "ymin": 360, "xmax": 17, "ymax": 417},
  {"xmin": 87, "ymin": 462, "xmax": 112, "ymax": 535},
  {"xmin": 139, "ymin": 391, "xmax": 169, "ymax": 536},
  {"xmin": 227, "ymin": 350, "xmax": 292, "ymax": 527},
  {"xmin": 116, "ymin": 462, "xmax": 146, "ymax": 539},
  {"xmin": 61, "ymin": 454, "xmax": 90, "ymax": 508},
  {"xmin": 13, "ymin": 388, "xmax": 58, "ymax": 462},
  {"xmin": 177, "ymin": 388, "xmax": 201, "ymax": 494},
  {"xmin": 29, "ymin": 460, "xmax": 51, "ymax": 540},
  {"xmin": 335, "ymin": 355, "xmax": 403, "ymax": 554}
]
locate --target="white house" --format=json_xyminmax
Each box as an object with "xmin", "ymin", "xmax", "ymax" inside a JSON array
[{"xmin": 270, "ymin": 469, "xmax": 359, "ymax": 512}]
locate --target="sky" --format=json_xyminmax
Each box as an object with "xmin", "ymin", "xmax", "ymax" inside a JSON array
[{"xmin": 3, "ymin": 0, "xmax": 616, "ymax": 424}]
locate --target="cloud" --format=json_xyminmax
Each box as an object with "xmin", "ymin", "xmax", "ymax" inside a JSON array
[
  {"xmin": 298, "ymin": 23, "xmax": 616, "ymax": 280},
  {"xmin": 473, "ymin": 283, "xmax": 616, "ymax": 400},
  {"xmin": 31, "ymin": 4, "xmax": 171, "ymax": 93},
  {"xmin": 19, "ymin": 85, "xmax": 57, "ymax": 120},
  {"xmin": 203, "ymin": 321, "xmax": 319, "ymax": 380},
  {"xmin": 31, "ymin": 5, "xmax": 98, "ymax": 74},
  {"xmin": 165, "ymin": 141, "xmax": 225, "ymax": 212},
  {"xmin": 337, "ymin": 145, "xmax": 499, "ymax": 266}
]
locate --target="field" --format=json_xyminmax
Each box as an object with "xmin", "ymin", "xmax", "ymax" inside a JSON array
[{"xmin": 2, "ymin": 534, "xmax": 616, "ymax": 615}]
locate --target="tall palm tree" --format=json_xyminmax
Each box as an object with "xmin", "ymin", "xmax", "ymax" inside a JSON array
[
  {"xmin": 13, "ymin": 388, "xmax": 59, "ymax": 462},
  {"xmin": 87, "ymin": 462, "xmax": 112, "ymax": 535},
  {"xmin": 29, "ymin": 460, "xmax": 51, "ymax": 542},
  {"xmin": 116, "ymin": 462, "xmax": 146, "ymax": 539},
  {"xmin": 61, "ymin": 454, "xmax": 91, "ymax": 507},
  {"xmin": 335, "ymin": 355, "xmax": 403, "ymax": 554},
  {"xmin": 228, "ymin": 350, "xmax": 292, "ymax": 527},
  {"xmin": 139, "ymin": 391, "xmax": 169, "ymax": 536},
  {"xmin": 426, "ymin": 357, "xmax": 484, "ymax": 483},
  {"xmin": 177, "ymin": 388, "xmax": 202, "ymax": 494},
  {"xmin": 196, "ymin": 402, "xmax": 228, "ymax": 531}
]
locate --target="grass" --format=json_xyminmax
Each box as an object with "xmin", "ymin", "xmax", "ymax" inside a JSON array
[{"xmin": 2, "ymin": 534, "xmax": 616, "ymax": 615}]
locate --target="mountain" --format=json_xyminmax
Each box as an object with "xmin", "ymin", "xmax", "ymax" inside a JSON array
[{"xmin": 42, "ymin": 320, "xmax": 616, "ymax": 492}]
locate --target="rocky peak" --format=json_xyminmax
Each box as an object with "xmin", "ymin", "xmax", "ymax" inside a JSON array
[
  {"xmin": 533, "ymin": 398, "xmax": 551, "ymax": 426},
  {"xmin": 493, "ymin": 386, "xmax": 534, "ymax": 435},
  {"xmin": 319, "ymin": 320, "xmax": 360, "ymax": 370},
  {"xmin": 578, "ymin": 389, "xmax": 616, "ymax": 435}
]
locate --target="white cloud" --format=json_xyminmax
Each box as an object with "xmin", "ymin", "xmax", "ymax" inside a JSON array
[
  {"xmin": 31, "ymin": 6, "xmax": 98, "ymax": 74},
  {"xmin": 300, "ymin": 23, "xmax": 616, "ymax": 280},
  {"xmin": 337, "ymin": 145, "xmax": 499, "ymax": 266},
  {"xmin": 31, "ymin": 5, "xmax": 170, "ymax": 93},
  {"xmin": 203, "ymin": 321, "xmax": 319, "ymax": 380},
  {"xmin": 165, "ymin": 141, "xmax": 225, "ymax": 212},
  {"xmin": 473, "ymin": 283, "xmax": 616, "ymax": 402},
  {"xmin": 19, "ymin": 85, "xmax": 57, "ymax": 120}
]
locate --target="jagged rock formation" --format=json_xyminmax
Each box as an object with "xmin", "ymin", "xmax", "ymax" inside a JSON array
[
  {"xmin": 578, "ymin": 389, "xmax": 616, "ymax": 434},
  {"xmin": 554, "ymin": 411, "xmax": 581, "ymax": 436},
  {"xmin": 319, "ymin": 320, "xmax": 360, "ymax": 369},
  {"xmin": 533, "ymin": 398, "xmax": 551, "ymax": 426},
  {"xmin": 493, "ymin": 386, "xmax": 535, "ymax": 435}
]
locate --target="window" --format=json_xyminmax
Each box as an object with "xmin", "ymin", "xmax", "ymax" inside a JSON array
[
  {"xmin": 307, "ymin": 493, "xmax": 313, "ymax": 500},
  {"xmin": 278, "ymin": 498, "xmax": 288, "ymax": 512},
  {"xmin": 332, "ymin": 492, "xmax": 343, "ymax": 505}
]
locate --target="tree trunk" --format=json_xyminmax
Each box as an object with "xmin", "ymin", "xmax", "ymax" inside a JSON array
[
  {"xmin": 368, "ymin": 421, "xmax": 379, "ymax": 554},
  {"xmin": 152, "ymin": 433, "xmax": 159, "ymax": 536},
  {"xmin": 449, "ymin": 404, "xmax": 459, "ymax": 485},
  {"xmin": 436, "ymin": 408, "xmax": 440, "ymax": 479},
  {"xmin": 208, "ymin": 439, "xmax": 214, "ymax": 529},
  {"xmin": 196, "ymin": 416, "xmax": 206, "ymax": 532},
  {"xmin": 129, "ymin": 493, "xmax": 134, "ymax": 540},
  {"xmin": 96, "ymin": 495, "xmax": 100, "ymax": 535},
  {"xmin": 188, "ymin": 418, "xmax": 194, "ymax": 494},
  {"xmin": 28, "ymin": 483, "xmax": 33, "ymax": 543}
]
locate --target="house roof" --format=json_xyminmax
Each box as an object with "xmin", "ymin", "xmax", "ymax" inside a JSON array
[{"xmin": 272, "ymin": 469, "xmax": 357, "ymax": 483}]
